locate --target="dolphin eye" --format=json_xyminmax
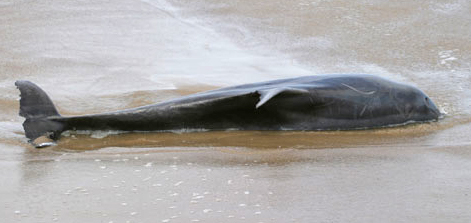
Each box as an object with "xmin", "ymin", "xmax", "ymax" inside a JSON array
[{"xmin": 425, "ymin": 97, "xmax": 430, "ymax": 105}]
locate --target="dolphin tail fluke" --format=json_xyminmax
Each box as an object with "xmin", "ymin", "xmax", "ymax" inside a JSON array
[{"xmin": 15, "ymin": 80, "xmax": 65, "ymax": 147}]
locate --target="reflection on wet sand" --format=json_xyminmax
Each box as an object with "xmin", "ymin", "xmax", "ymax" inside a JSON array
[{"xmin": 54, "ymin": 123, "xmax": 439, "ymax": 151}]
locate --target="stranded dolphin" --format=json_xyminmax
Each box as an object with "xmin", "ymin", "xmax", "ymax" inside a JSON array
[{"xmin": 16, "ymin": 74, "xmax": 440, "ymax": 146}]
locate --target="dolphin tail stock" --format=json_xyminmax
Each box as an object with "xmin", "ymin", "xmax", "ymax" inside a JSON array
[{"xmin": 15, "ymin": 80, "xmax": 65, "ymax": 147}]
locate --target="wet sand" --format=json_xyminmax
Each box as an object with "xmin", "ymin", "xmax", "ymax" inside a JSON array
[
  {"xmin": 3, "ymin": 144, "xmax": 471, "ymax": 223},
  {"xmin": 1, "ymin": 0, "xmax": 471, "ymax": 222}
]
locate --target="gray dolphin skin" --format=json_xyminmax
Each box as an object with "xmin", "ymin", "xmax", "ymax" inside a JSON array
[{"xmin": 16, "ymin": 74, "xmax": 440, "ymax": 146}]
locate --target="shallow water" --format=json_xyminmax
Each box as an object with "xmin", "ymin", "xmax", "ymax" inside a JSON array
[{"xmin": 1, "ymin": 0, "xmax": 471, "ymax": 222}]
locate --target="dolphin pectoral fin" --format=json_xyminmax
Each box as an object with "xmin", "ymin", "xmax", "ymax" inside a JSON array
[{"xmin": 256, "ymin": 87, "xmax": 309, "ymax": 108}]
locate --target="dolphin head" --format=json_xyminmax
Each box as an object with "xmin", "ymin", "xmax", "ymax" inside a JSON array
[{"xmin": 392, "ymin": 87, "xmax": 441, "ymax": 121}]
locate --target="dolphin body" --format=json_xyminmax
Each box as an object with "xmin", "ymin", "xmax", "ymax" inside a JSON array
[{"xmin": 16, "ymin": 74, "xmax": 440, "ymax": 147}]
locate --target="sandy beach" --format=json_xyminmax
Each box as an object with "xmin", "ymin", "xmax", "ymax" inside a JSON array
[{"xmin": 1, "ymin": 0, "xmax": 471, "ymax": 222}]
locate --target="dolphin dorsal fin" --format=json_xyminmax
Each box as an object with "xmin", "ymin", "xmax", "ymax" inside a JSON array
[{"xmin": 256, "ymin": 87, "xmax": 309, "ymax": 108}]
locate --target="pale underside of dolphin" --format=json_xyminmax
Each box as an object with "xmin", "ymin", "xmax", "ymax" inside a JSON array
[{"xmin": 16, "ymin": 74, "xmax": 441, "ymax": 147}]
